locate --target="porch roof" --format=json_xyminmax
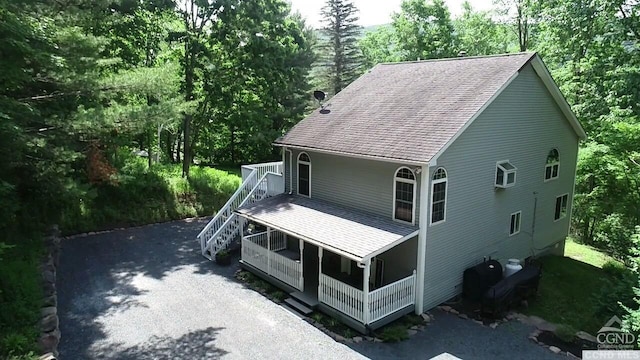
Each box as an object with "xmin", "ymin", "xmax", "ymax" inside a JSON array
[{"xmin": 236, "ymin": 195, "xmax": 419, "ymax": 262}]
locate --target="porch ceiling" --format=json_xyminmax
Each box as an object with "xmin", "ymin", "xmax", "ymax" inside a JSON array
[{"xmin": 236, "ymin": 194, "xmax": 419, "ymax": 262}]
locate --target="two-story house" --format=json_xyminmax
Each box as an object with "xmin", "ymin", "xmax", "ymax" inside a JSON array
[{"xmin": 197, "ymin": 52, "xmax": 586, "ymax": 332}]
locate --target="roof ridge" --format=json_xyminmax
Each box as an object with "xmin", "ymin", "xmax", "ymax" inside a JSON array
[{"xmin": 378, "ymin": 52, "xmax": 536, "ymax": 66}]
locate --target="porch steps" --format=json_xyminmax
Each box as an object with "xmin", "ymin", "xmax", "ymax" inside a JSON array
[
  {"xmin": 284, "ymin": 298, "xmax": 314, "ymax": 316},
  {"xmin": 289, "ymin": 291, "xmax": 319, "ymax": 307}
]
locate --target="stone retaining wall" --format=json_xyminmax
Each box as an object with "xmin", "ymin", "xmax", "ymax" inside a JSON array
[{"xmin": 38, "ymin": 226, "xmax": 61, "ymax": 359}]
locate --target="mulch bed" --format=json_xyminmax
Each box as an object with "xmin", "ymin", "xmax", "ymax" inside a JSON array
[{"xmin": 537, "ymin": 330, "xmax": 597, "ymax": 358}]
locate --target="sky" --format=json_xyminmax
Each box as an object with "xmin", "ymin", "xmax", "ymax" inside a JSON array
[{"xmin": 288, "ymin": 0, "xmax": 495, "ymax": 28}]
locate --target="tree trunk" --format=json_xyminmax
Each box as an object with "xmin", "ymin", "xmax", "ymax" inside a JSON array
[
  {"xmin": 147, "ymin": 130, "xmax": 152, "ymax": 169},
  {"xmin": 165, "ymin": 131, "xmax": 174, "ymax": 163},
  {"xmin": 182, "ymin": 114, "xmax": 192, "ymax": 177},
  {"xmin": 176, "ymin": 131, "xmax": 182, "ymax": 163},
  {"xmin": 230, "ymin": 125, "xmax": 236, "ymax": 165}
]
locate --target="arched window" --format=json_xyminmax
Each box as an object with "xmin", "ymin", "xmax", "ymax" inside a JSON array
[
  {"xmin": 431, "ymin": 168, "xmax": 447, "ymax": 224},
  {"xmin": 545, "ymin": 149, "xmax": 560, "ymax": 181},
  {"xmin": 297, "ymin": 152, "xmax": 311, "ymax": 197},
  {"xmin": 394, "ymin": 167, "xmax": 416, "ymax": 223}
]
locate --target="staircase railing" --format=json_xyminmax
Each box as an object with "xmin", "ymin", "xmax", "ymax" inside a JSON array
[
  {"xmin": 197, "ymin": 165, "xmax": 282, "ymax": 260},
  {"xmin": 197, "ymin": 170, "xmax": 259, "ymax": 257}
]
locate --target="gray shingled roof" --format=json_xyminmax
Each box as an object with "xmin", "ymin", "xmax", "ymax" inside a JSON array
[
  {"xmin": 236, "ymin": 195, "xmax": 418, "ymax": 261},
  {"xmin": 274, "ymin": 53, "xmax": 536, "ymax": 163}
]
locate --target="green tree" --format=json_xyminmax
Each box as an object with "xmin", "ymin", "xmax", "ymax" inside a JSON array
[
  {"xmin": 392, "ymin": 0, "xmax": 457, "ymax": 61},
  {"xmin": 359, "ymin": 25, "xmax": 400, "ymax": 68},
  {"xmin": 535, "ymin": 0, "xmax": 640, "ymax": 260},
  {"xmin": 494, "ymin": 0, "xmax": 540, "ymax": 51},
  {"xmin": 199, "ymin": 0, "xmax": 315, "ymax": 164},
  {"xmin": 175, "ymin": 0, "xmax": 226, "ymax": 177},
  {"xmin": 454, "ymin": 1, "xmax": 516, "ymax": 55},
  {"xmin": 317, "ymin": 0, "xmax": 363, "ymax": 95}
]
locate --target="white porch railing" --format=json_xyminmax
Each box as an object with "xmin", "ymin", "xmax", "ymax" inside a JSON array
[
  {"xmin": 243, "ymin": 231, "xmax": 286, "ymax": 251},
  {"xmin": 241, "ymin": 162, "xmax": 283, "ymax": 182},
  {"xmin": 368, "ymin": 270, "xmax": 417, "ymax": 323},
  {"xmin": 197, "ymin": 163, "xmax": 284, "ymax": 260},
  {"xmin": 319, "ymin": 271, "xmax": 417, "ymax": 324},
  {"xmin": 319, "ymin": 274, "xmax": 365, "ymax": 322},
  {"xmin": 242, "ymin": 237, "xmax": 302, "ymax": 291}
]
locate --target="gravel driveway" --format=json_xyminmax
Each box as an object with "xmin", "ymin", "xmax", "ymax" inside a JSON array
[{"xmin": 58, "ymin": 218, "xmax": 562, "ymax": 360}]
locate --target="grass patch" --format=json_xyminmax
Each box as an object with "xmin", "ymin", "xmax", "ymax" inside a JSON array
[
  {"xmin": 308, "ymin": 312, "xmax": 356, "ymax": 338},
  {"xmin": 524, "ymin": 240, "xmax": 633, "ymax": 334},
  {"xmin": 378, "ymin": 325, "xmax": 409, "ymax": 342},
  {"xmin": 373, "ymin": 314, "xmax": 424, "ymax": 343},
  {"xmin": 0, "ymin": 235, "xmax": 43, "ymax": 358},
  {"xmin": 565, "ymin": 237, "xmax": 618, "ymax": 268},
  {"xmin": 235, "ymin": 270, "xmax": 288, "ymax": 303}
]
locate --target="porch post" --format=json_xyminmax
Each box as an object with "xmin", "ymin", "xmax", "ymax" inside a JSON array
[
  {"xmin": 318, "ymin": 247, "xmax": 323, "ymax": 297},
  {"xmin": 299, "ymin": 239, "xmax": 304, "ymax": 291},
  {"xmin": 267, "ymin": 227, "xmax": 271, "ymax": 275},
  {"xmin": 363, "ymin": 258, "xmax": 371, "ymax": 325},
  {"xmin": 239, "ymin": 217, "xmax": 246, "ymax": 262}
]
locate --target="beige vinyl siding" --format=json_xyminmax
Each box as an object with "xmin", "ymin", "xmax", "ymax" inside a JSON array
[
  {"xmin": 422, "ymin": 64, "xmax": 580, "ymax": 309},
  {"xmin": 285, "ymin": 149, "xmax": 421, "ymax": 222}
]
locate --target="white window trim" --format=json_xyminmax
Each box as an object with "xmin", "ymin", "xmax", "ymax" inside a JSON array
[
  {"xmin": 544, "ymin": 149, "xmax": 560, "ymax": 182},
  {"xmin": 392, "ymin": 166, "xmax": 417, "ymax": 225},
  {"xmin": 509, "ymin": 211, "xmax": 522, "ymax": 236},
  {"xmin": 544, "ymin": 162, "xmax": 560, "ymax": 182},
  {"xmin": 554, "ymin": 193, "xmax": 569, "ymax": 222},
  {"xmin": 495, "ymin": 160, "xmax": 517, "ymax": 188},
  {"xmin": 429, "ymin": 168, "xmax": 448, "ymax": 226},
  {"xmin": 297, "ymin": 152, "xmax": 311, "ymax": 198}
]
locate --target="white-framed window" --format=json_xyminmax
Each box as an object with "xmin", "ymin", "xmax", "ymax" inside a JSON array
[
  {"xmin": 545, "ymin": 149, "xmax": 560, "ymax": 181},
  {"xmin": 555, "ymin": 194, "xmax": 569, "ymax": 221},
  {"xmin": 495, "ymin": 160, "xmax": 517, "ymax": 188},
  {"xmin": 297, "ymin": 152, "xmax": 311, "ymax": 197},
  {"xmin": 393, "ymin": 167, "xmax": 416, "ymax": 224},
  {"xmin": 510, "ymin": 211, "xmax": 521, "ymax": 236},
  {"xmin": 430, "ymin": 168, "xmax": 447, "ymax": 225}
]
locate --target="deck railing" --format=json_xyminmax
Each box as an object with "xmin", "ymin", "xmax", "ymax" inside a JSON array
[
  {"xmin": 241, "ymin": 162, "xmax": 283, "ymax": 182},
  {"xmin": 244, "ymin": 231, "xmax": 286, "ymax": 252},
  {"xmin": 319, "ymin": 271, "xmax": 417, "ymax": 324},
  {"xmin": 197, "ymin": 162, "xmax": 284, "ymax": 260},
  {"xmin": 242, "ymin": 237, "xmax": 302, "ymax": 291},
  {"xmin": 368, "ymin": 270, "xmax": 417, "ymax": 323},
  {"xmin": 319, "ymin": 274, "xmax": 365, "ymax": 322}
]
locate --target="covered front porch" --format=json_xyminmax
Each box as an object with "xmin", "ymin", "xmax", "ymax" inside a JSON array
[{"xmin": 236, "ymin": 194, "xmax": 419, "ymax": 331}]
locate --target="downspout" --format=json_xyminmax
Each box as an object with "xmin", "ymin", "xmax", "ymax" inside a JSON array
[{"xmin": 285, "ymin": 147, "xmax": 293, "ymax": 194}]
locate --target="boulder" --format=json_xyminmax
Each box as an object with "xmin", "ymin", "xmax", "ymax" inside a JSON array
[
  {"xmin": 37, "ymin": 329, "xmax": 60, "ymax": 354},
  {"xmin": 576, "ymin": 331, "xmax": 597, "ymax": 343},
  {"xmin": 40, "ymin": 306, "xmax": 57, "ymax": 318},
  {"xmin": 40, "ymin": 314, "xmax": 58, "ymax": 333},
  {"xmin": 549, "ymin": 346, "xmax": 561, "ymax": 354}
]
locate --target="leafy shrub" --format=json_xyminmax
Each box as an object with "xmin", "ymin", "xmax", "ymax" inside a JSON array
[
  {"xmin": 59, "ymin": 158, "xmax": 240, "ymax": 234},
  {"xmin": 602, "ymin": 260, "xmax": 628, "ymax": 278},
  {"xmin": 555, "ymin": 324, "xmax": 577, "ymax": 343},
  {"xmin": 270, "ymin": 290, "xmax": 287, "ymax": 302},
  {"xmin": 379, "ymin": 325, "xmax": 409, "ymax": 342},
  {"xmin": 593, "ymin": 267, "xmax": 637, "ymax": 319},
  {"xmin": 0, "ymin": 236, "xmax": 43, "ymax": 358},
  {"xmin": 593, "ymin": 214, "xmax": 635, "ymax": 263}
]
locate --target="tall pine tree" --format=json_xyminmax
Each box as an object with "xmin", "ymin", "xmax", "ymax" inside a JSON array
[{"xmin": 317, "ymin": 0, "xmax": 363, "ymax": 95}]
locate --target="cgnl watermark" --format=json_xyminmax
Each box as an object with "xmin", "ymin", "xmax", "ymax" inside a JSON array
[{"xmin": 597, "ymin": 316, "xmax": 636, "ymax": 350}]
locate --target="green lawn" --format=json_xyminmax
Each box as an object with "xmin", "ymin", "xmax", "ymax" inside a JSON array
[
  {"xmin": 523, "ymin": 238, "xmax": 625, "ymax": 334},
  {"xmin": 565, "ymin": 237, "xmax": 617, "ymax": 268}
]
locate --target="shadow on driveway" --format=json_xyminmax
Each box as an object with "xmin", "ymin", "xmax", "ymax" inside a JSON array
[{"xmin": 57, "ymin": 217, "xmax": 237, "ymax": 359}]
